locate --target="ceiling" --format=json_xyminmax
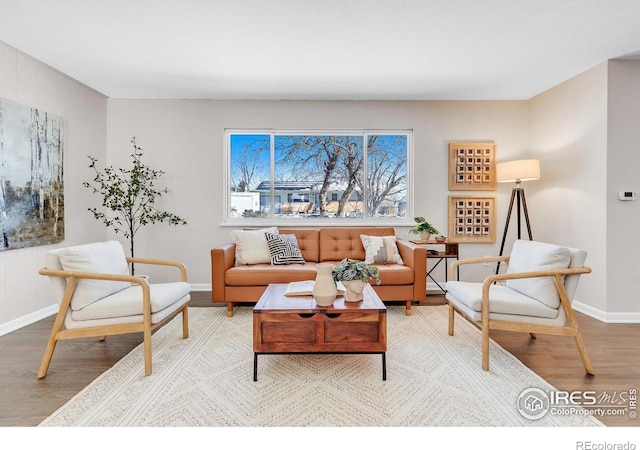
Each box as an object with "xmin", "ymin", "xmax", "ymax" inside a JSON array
[{"xmin": 1, "ymin": 0, "xmax": 640, "ymax": 100}]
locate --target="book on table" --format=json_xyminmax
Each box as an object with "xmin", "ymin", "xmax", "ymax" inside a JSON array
[{"xmin": 284, "ymin": 280, "xmax": 346, "ymax": 297}]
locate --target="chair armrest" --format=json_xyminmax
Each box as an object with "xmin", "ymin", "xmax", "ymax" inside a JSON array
[
  {"xmin": 39, "ymin": 268, "xmax": 146, "ymax": 284},
  {"xmin": 482, "ymin": 266, "xmax": 592, "ymax": 287},
  {"xmin": 448, "ymin": 255, "xmax": 510, "ymax": 281},
  {"xmin": 126, "ymin": 257, "xmax": 188, "ymax": 282},
  {"xmin": 211, "ymin": 242, "xmax": 236, "ymax": 303}
]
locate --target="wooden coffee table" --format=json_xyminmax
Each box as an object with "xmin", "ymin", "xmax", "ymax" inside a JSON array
[{"xmin": 253, "ymin": 283, "xmax": 387, "ymax": 381}]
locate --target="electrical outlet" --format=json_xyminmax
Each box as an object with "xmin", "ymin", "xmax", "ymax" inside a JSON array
[{"xmin": 482, "ymin": 255, "xmax": 490, "ymax": 266}]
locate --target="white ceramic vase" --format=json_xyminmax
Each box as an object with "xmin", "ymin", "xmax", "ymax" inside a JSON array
[
  {"xmin": 313, "ymin": 263, "xmax": 338, "ymax": 306},
  {"xmin": 419, "ymin": 231, "xmax": 431, "ymax": 241},
  {"xmin": 342, "ymin": 279, "xmax": 365, "ymax": 302}
]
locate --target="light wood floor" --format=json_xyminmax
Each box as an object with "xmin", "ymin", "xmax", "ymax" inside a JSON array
[{"xmin": 0, "ymin": 292, "xmax": 638, "ymax": 427}]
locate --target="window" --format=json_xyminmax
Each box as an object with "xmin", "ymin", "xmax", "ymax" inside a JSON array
[{"xmin": 227, "ymin": 130, "xmax": 411, "ymax": 222}]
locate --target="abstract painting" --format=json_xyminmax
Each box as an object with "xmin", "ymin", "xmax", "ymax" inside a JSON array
[{"xmin": 0, "ymin": 98, "xmax": 64, "ymax": 250}]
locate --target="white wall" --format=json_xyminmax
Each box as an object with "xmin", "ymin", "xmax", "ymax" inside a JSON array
[
  {"xmin": 606, "ymin": 60, "xmax": 640, "ymax": 316},
  {"xmin": 528, "ymin": 63, "xmax": 610, "ymax": 316},
  {"xmin": 0, "ymin": 42, "xmax": 107, "ymax": 334},
  {"xmin": 106, "ymin": 99, "xmax": 529, "ymax": 286}
]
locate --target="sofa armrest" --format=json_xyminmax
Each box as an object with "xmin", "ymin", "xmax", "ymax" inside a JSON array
[
  {"xmin": 396, "ymin": 239, "xmax": 427, "ymax": 300},
  {"xmin": 211, "ymin": 242, "xmax": 236, "ymax": 303}
]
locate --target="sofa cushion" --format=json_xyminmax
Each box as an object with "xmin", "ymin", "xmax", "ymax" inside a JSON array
[
  {"xmin": 265, "ymin": 232, "xmax": 306, "ymax": 265},
  {"xmin": 319, "ymin": 227, "xmax": 395, "ymax": 262},
  {"xmin": 230, "ymin": 227, "xmax": 278, "ymax": 266},
  {"xmin": 506, "ymin": 240, "xmax": 571, "ymax": 309},
  {"xmin": 58, "ymin": 241, "xmax": 131, "ymax": 311},
  {"xmin": 323, "ymin": 261, "xmax": 413, "ymax": 285},
  {"xmin": 361, "ymin": 234, "xmax": 404, "ymax": 265},
  {"xmin": 225, "ymin": 262, "xmax": 318, "ymax": 285}
]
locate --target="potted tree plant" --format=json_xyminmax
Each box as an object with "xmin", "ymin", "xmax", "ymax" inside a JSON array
[
  {"xmin": 408, "ymin": 216, "xmax": 439, "ymax": 241},
  {"xmin": 83, "ymin": 137, "xmax": 187, "ymax": 274},
  {"xmin": 332, "ymin": 258, "xmax": 380, "ymax": 302}
]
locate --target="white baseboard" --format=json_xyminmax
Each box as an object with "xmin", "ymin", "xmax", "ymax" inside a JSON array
[
  {"xmin": 0, "ymin": 304, "xmax": 58, "ymax": 337},
  {"xmin": 572, "ymin": 300, "xmax": 640, "ymax": 323},
  {"xmin": 190, "ymin": 283, "xmax": 212, "ymax": 291},
  {"xmin": 427, "ymin": 282, "xmax": 447, "ymax": 293}
]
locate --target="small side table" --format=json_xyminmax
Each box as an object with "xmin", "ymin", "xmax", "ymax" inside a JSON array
[{"xmin": 410, "ymin": 240, "xmax": 459, "ymax": 294}]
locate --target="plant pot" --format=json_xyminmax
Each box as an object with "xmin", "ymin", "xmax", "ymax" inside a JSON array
[
  {"xmin": 342, "ymin": 279, "xmax": 365, "ymax": 302},
  {"xmin": 313, "ymin": 263, "xmax": 338, "ymax": 306},
  {"xmin": 419, "ymin": 231, "xmax": 431, "ymax": 241}
]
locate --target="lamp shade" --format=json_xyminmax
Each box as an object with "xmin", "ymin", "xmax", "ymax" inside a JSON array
[{"xmin": 497, "ymin": 159, "xmax": 540, "ymax": 183}]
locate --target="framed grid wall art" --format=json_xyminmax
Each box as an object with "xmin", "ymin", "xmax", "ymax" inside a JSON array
[
  {"xmin": 448, "ymin": 142, "xmax": 497, "ymax": 191},
  {"xmin": 448, "ymin": 196, "xmax": 496, "ymax": 243}
]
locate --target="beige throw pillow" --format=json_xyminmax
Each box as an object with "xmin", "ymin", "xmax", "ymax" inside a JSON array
[
  {"xmin": 230, "ymin": 227, "xmax": 278, "ymax": 265},
  {"xmin": 360, "ymin": 235, "xmax": 404, "ymax": 265},
  {"xmin": 506, "ymin": 240, "xmax": 571, "ymax": 309},
  {"xmin": 58, "ymin": 241, "xmax": 131, "ymax": 310}
]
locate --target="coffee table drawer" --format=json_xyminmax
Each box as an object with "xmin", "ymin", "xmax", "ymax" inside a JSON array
[
  {"xmin": 255, "ymin": 311, "xmax": 385, "ymax": 349},
  {"xmin": 325, "ymin": 321, "xmax": 380, "ymax": 343},
  {"xmin": 261, "ymin": 321, "xmax": 316, "ymax": 343}
]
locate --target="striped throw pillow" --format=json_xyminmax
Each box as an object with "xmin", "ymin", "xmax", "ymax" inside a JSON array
[{"xmin": 265, "ymin": 232, "xmax": 306, "ymax": 265}]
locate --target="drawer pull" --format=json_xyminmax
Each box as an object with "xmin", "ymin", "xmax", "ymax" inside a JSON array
[
  {"xmin": 298, "ymin": 313, "xmax": 316, "ymax": 319},
  {"xmin": 325, "ymin": 313, "xmax": 342, "ymax": 319}
]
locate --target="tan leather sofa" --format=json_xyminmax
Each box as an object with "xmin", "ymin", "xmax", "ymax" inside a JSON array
[{"xmin": 211, "ymin": 227, "xmax": 426, "ymax": 317}]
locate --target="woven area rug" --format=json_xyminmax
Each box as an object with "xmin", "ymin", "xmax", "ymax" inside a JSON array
[{"xmin": 39, "ymin": 305, "xmax": 602, "ymax": 427}]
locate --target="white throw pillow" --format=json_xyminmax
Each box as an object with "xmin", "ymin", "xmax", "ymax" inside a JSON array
[
  {"xmin": 360, "ymin": 235, "xmax": 404, "ymax": 265},
  {"xmin": 506, "ymin": 240, "xmax": 571, "ymax": 309},
  {"xmin": 230, "ymin": 227, "xmax": 278, "ymax": 265},
  {"xmin": 58, "ymin": 241, "xmax": 131, "ymax": 311}
]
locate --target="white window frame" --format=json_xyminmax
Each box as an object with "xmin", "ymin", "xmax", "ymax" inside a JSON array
[{"xmin": 223, "ymin": 129, "xmax": 414, "ymax": 227}]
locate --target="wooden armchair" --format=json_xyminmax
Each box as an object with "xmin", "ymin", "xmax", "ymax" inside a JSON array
[
  {"xmin": 38, "ymin": 241, "xmax": 190, "ymax": 378},
  {"xmin": 445, "ymin": 239, "xmax": 594, "ymax": 375}
]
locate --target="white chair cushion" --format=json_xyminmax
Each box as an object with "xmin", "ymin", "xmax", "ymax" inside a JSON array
[
  {"xmin": 360, "ymin": 235, "xmax": 404, "ymax": 265},
  {"xmin": 71, "ymin": 282, "xmax": 191, "ymax": 321},
  {"xmin": 58, "ymin": 241, "xmax": 131, "ymax": 310},
  {"xmin": 506, "ymin": 240, "xmax": 571, "ymax": 309},
  {"xmin": 446, "ymin": 281, "xmax": 560, "ymax": 319},
  {"xmin": 231, "ymin": 227, "xmax": 278, "ymax": 265}
]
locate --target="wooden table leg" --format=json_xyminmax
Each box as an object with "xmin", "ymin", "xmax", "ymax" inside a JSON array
[
  {"xmin": 382, "ymin": 352, "xmax": 386, "ymax": 381},
  {"xmin": 253, "ymin": 353, "xmax": 258, "ymax": 382}
]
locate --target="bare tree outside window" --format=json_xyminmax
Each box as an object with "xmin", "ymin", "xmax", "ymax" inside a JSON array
[
  {"xmin": 364, "ymin": 135, "xmax": 407, "ymax": 216},
  {"xmin": 227, "ymin": 131, "xmax": 409, "ymax": 221}
]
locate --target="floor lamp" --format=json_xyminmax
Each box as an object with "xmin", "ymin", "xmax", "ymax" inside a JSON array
[{"xmin": 495, "ymin": 159, "xmax": 541, "ymax": 274}]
